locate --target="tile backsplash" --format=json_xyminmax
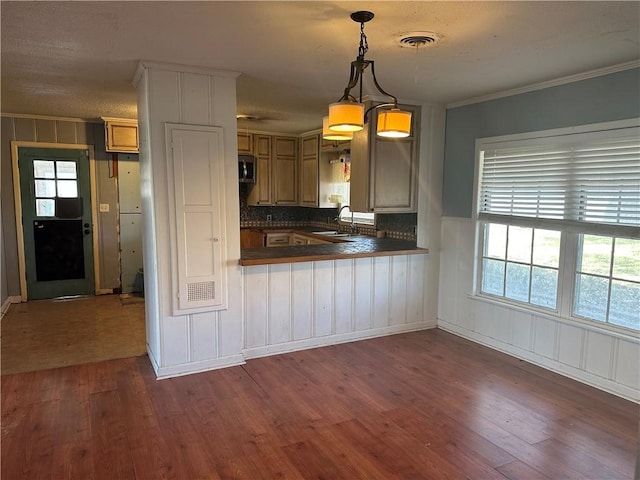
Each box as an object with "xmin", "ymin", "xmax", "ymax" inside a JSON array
[{"xmin": 239, "ymin": 183, "xmax": 417, "ymax": 240}]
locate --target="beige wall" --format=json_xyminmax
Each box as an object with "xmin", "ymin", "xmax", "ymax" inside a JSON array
[{"xmin": 0, "ymin": 115, "xmax": 121, "ymax": 302}]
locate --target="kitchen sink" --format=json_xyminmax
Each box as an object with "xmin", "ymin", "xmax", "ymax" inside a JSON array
[{"xmin": 311, "ymin": 231, "xmax": 352, "ymax": 238}]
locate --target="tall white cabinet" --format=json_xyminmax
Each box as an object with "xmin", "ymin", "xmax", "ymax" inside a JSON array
[{"xmin": 133, "ymin": 62, "xmax": 244, "ymax": 378}]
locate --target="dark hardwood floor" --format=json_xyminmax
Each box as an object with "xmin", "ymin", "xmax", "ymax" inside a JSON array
[{"xmin": 2, "ymin": 329, "xmax": 638, "ymax": 479}]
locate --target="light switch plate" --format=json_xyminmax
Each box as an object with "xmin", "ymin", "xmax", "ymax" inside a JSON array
[{"xmin": 100, "ymin": 203, "xmax": 110, "ymax": 212}]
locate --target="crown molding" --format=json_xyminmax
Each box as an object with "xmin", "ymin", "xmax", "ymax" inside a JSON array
[
  {"xmin": 1, "ymin": 113, "xmax": 102, "ymax": 123},
  {"xmin": 446, "ymin": 60, "xmax": 640, "ymax": 109}
]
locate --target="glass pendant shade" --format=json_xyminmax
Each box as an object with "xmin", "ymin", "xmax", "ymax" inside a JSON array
[
  {"xmin": 322, "ymin": 117, "xmax": 353, "ymax": 141},
  {"xmin": 328, "ymin": 101, "xmax": 364, "ymax": 132},
  {"xmin": 376, "ymin": 109, "xmax": 412, "ymax": 138}
]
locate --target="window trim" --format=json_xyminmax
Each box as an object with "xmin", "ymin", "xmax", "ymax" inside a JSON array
[{"xmin": 472, "ymin": 118, "xmax": 640, "ymax": 335}]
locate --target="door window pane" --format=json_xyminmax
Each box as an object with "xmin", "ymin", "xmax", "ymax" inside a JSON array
[
  {"xmin": 33, "ymin": 160, "xmax": 55, "ymax": 178},
  {"xmin": 57, "ymin": 180, "xmax": 78, "ymax": 198},
  {"xmin": 56, "ymin": 161, "xmax": 77, "ymax": 179},
  {"xmin": 35, "ymin": 179, "xmax": 56, "ymax": 197},
  {"xmin": 507, "ymin": 226, "xmax": 532, "ymax": 263},
  {"xmin": 35, "ymin": 199, "xmax": 55, "ymax": 217}
]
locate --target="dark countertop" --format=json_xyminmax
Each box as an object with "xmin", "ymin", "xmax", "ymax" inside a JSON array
[{"xmin": 240, "ymin": 229, "xmax": 427, "ymax": 266}]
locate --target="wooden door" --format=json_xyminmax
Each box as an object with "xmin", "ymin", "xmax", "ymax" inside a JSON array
[{"xmin": 18, "ymin": 147, "xmax": 94, "ymax": 300}]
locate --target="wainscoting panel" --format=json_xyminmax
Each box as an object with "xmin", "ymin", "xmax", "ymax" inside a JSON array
[
  {"xmin": 243, "ymin": 254, "xmax": 434, "ymax": 359},
  {"xmin": 438, "ymin": 216, "xmax": 640, "ymax": 402}
]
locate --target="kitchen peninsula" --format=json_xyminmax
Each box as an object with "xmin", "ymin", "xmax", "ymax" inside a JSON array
[{"xmin": 240, "ymin": 229, "xmax": 426, "ymax": 266}]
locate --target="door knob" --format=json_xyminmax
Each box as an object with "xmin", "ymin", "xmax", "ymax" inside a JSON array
[
  {"xmin": 84, "ymin": 229, "xmax": 91, "ymax": 235},
  {"xmin": 84, "ymin": 223, "xmax": 90, "ymax": 228}
]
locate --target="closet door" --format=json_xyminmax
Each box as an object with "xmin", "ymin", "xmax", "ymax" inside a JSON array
[{"xmin": 165, "ymin": 123, "xmax": 227, "ymax": 314}]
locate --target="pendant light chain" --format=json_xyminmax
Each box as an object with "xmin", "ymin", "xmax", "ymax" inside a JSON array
[{"xmin": 358, "ymin": 20, "xmax": 368, "ymax": 58}]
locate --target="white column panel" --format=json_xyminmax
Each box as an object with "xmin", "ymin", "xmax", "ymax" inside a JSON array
[
  {"xmin": 313, "ymin": 260, "xmax": 333, "ymax": 337},
  {"xmin": 190, "ymin": 311, "xmax": 218, "ymax": 361},
  {"xmin": 438, "ymin": 218, "xmax": 458, "ymax": 323},
  {"xmin": 585, "ymin": 331, "xmax": 613, "ymax": 378},
  {"xmin": 162, "ymin": 315, "xmax": 189, "ymax": 366},
  {"xmin": 268, "ymin": 263, "xmax": 292, "ymax": 345},
  {"xmin": 334, "ymin": 259, "xmax": 354, "ymax": 334},
  {"xmin": 353, "ymin": 258, "xmax": 373, "ymax": 332},
  {"xmin": 372, "ymin": 257, "xmax": 391, "ymax": 329},
  {"xmin": 389, "ymin": 256, "xmax": 408, "ymax": 326},
  {"xmin": 292, "ymin": 263, "xmax": 313, "ymax": 340},
  {"xmin": 244, "ymin": 265, "xmax": 268, "ymax": 348},
  {"xmin": 180, "ymin": 72, "xmax": 211, "ymax": 124},
  {"xmin": 615, "ymin": 339, "xmax": 640, "ymax": 390},
  {"xmin": 218, "ymin": 306, "xmax": 243, "ymax": 358},
  {"xmin": 533, "ymin": 317, "xmax": 558, "ymax": 359},
  {"xmin": 557, "ymin": 323, "xmax": 584, "ymax": 368}
]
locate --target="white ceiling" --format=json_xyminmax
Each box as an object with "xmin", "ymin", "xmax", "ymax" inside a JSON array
[{"xmin": 2, "ymin": 1, "xmax": 639, "ymax": 134}]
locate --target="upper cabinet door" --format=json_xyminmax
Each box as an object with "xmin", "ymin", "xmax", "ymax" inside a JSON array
[
  {"xmin": 350, "ymin": 104, "xmax": 421, "ymax": 213},
  {"xmin": 102, "ymin": 117, "xmax": 139, "ymax": 153},
  {"xmin": 300, "ymin": 134, "xmax": 319, "ymax": 207},
  {"xmin": 237, "ymin": 132, "xmax": 253, "ymax": 154},
  {"xmin": 272, "ymin": 136, "xmax": 298, "ymax": 205}
]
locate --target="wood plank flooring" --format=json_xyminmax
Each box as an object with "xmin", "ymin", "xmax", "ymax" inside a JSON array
[
  {"xmin": 1, "ymin": 295, "xmax": 146, "ymax": 375},
  {"xmin": 2, "ymin": 329, "xmax": 638, "ymax": 479}
]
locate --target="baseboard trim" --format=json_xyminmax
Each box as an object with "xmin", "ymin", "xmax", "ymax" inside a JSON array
[
  {"xmin": 243, "ymin": 321, "xmax": 437, "ymax": 360},
  {"xmin": 96, "ymin": 288, "xmax": 114, "ymax": 295},
  {"xmin": 1, "ymin": 296, "xmax": 22, "ymax": 321},
  {"xmin": 155, "ymin": 354, "xmax": 246, "ymax": 380},
  {"xmin": 438, "ymin": 319, "xmax": 639, "ymax": 404}
]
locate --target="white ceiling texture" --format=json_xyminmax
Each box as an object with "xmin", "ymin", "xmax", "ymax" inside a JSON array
[{"xmin": 2, "ymin": 1, "xmax": 639, "ymax": 134}]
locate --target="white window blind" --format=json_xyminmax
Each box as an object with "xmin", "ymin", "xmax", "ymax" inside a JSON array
[{"xmin": 478, "ymin": 127, "xmax": 640, "ymax": 228}]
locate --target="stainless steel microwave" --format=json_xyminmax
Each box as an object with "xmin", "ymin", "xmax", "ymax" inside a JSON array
[{"xmin": 238, "ymin": 154, "xmax": 256, "ymax": 183}]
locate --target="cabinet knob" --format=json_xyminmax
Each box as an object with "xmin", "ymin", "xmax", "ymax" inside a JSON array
[{"xmin": 212, "ymin": 237, "xmax": 219, "ymax": 243}]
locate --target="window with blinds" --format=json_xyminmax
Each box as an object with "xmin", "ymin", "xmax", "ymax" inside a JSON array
[
  {"xmin": 478, "ymin": 127, "xmax": 640, "ymax": 228},
  {"xmin": 475, "ymin": 122, "xmax": 639, "ymax": 333}
]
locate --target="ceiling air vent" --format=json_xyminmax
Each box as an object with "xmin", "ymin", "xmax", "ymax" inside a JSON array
[{"xmin": 397, "ymin": 31, "xmax": 441, "ymax": 49}]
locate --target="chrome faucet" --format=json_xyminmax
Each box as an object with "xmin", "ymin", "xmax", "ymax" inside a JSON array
[{"xmin": 335, "ymin": 205, "xmax": 357, "ymax": 234}]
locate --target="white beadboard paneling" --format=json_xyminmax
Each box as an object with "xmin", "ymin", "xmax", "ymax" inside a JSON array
[
  {"xmin": 490, "ymin": 307, "xmax": 511, "ymax": 344},
  {"xmin": 268, "ymin": 263, "xmax": 292, "ymax": 345},
  {"xmin": 474, "ymin": 300, "xmax": 493, "ymax": 338},
  {"xmin": 244, "ymin": 265, "xmax": 268, "ymax": 348},
  {"xmin": 180, "ymin": 72, "xmax": 211, "ymax": 124},
  {"xmin": 292, "ymin": 263, "xmax": 313, "ymax": 340},
  {"xmin": 190, "ymin": 311, "xmax": 218, "ymax": 361},
  {"xmin": 353, "ymin": 258, "xmax": 373, "ymax": 332},
  {"xmin": 438, "ymin": 220, "xmax": 458, "ymax": 323},
  {"xmin": 334, "ymin": 259, "xmax": 354, "ymax": 334},
  {"xmin": 533, "ymin": 317, "xmax": 558, "ymax": 360},
  {"xmin": 313, "ymin": 260, "xmax": 333, "ymax": 337},
  {"xmin": 510, "ymin": 310, "xmax": 534, "ymax": 351},
  {"xmin": 615, "ymin": 339, "xmax": 640, "ymax": 390},
  {"xmin": 373, "ymin": 256, "xmax": 391, "ymax": 329},
  {"xmin": 585, "ymin": 331, "xmax": 614, "ymax": 379},
  {"xmin": 558, "ymin": 323, "xmax": 584, "ymax": 369},
  {"xmin": 389, "ymin": 256, "xmax": 409, "ymax": 326},
  {"xmin": 162, "ymin": 315, "xmax": 189, "ymax": 366},
  {"xmin": 218, "ymin": 308, "xmax": 243, "ymax": 358},
  {"xmin": 407, "ymin": 255, "xmax": 427, "ymax": 324}
]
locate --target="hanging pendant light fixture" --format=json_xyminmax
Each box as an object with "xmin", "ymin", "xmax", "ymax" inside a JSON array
[
  {"xmin": 327, "ymin": 11, "xmax": 412, "ymax": 138},
  {"xmin": 322, "ymin": 116, "xmax": 353, "ymax": 141}
]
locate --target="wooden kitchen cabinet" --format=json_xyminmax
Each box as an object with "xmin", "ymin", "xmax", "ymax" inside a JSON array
[
  {"xmin": 247, "ymin": 135, "xmax": 272, "ymax": 205},
  {"xmin": 299, "ymin": 133, "xmax": 346, "ymax": 208},
  {"xmin": 265, "ymin": 232, "xmax": 292, "ymax": 247},
  {"xmin": 272, "ymin": 136, "xmax": 298, "ymax": 205},
  {"xmin": 299, "ymin": 134, "xmax": 319, "ymax": 206},
  {"xmin": 102, "ymin": 117, "xmax": 139, "ymax": 153},
  {"xmin": 237, "ymin": 132, "xmax": 253, "ymax": 154},
  {"xmin": 349, "ymin": 103, "xmax": 420, "ymax": 213}
]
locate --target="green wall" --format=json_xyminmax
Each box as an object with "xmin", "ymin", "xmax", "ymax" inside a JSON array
[{"xmin": 443, "ymin": 68, "xmax": 640, "ymax": 218}]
